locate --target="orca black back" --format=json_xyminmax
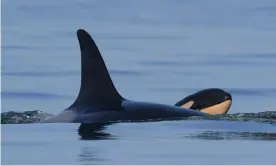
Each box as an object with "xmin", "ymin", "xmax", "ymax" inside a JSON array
[{"xmin": 42, "ymin": 29, "xmax": 223, "ymax": 124}]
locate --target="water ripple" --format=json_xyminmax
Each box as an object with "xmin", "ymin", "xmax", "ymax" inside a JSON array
[
  {"xmin": 2, "ymin": 71, "xmax": 79, "ymax": 77},
  {"xmin": 225, "ymin": 53, "xmax": 276, "ymax": 60},
  {"xmin": 151, "ymin": 87, "xmax": 276, "ymax": 97},
  {"xmin": 2, "ymin": 70, "xmax": 147, "ymax": 77},
  {"xmin": 2, "ymin": 45, "xmax": 72, "ymax": 51},
  {"xmin": 94, "ymin": 33, "xmax": 188, "ymax": 41},
  {"xmin": 186, "ymin": 131, "xmax": 276, "ymax": 141},
  {"xmin": 1, "ymin": 91, "xmax": 73, "ymax": 100},
  {"xmin": 138, "ymin": 60, "xmax": 197, "ymax": 67},
  {"xmin": 203, "ymin": 59, "xmax": 275, "ymax": 66},
  {"xmin": 139, "ymin": 54, "xmax": 276, "ymax": 68}
]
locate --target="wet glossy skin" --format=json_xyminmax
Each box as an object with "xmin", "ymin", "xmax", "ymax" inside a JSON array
[
  {"xmin": 175, "ymin": 88, "xmax": 232, "ymax": 115},
  {"xmin": 44, "ymin": 100, "xmax": 208, "ymax": 123},
  {"xmin": 41, "ymin": 29, "xmax": 231, "ymax": 124},
  {"xmin": 71, "ymin": 100, "xmax": 208, "ymax": 123}
]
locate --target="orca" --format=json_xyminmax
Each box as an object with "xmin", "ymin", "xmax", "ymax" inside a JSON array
[
  {"xmin": 42, "ymin": 29, "xmax": 232, "ymax": 123},
  {"xmin": 175, "ymin": 88, "xmax": 232, "ymax": 115}
]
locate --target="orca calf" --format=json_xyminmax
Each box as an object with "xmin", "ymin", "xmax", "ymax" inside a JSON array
[
  {"xmin": 175, "ymin": 88, "xmax": 232, "ymax": 115},
  {"xmin": 42, "ymin": 29, "xmax": 232, "ymax": 123}
]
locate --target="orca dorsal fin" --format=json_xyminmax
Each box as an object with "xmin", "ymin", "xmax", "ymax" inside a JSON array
[{"xmin": 68, "ymin": 29, "xmax": 124, "ymax": 110}]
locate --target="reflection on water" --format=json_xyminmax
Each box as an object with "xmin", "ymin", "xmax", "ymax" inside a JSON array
[
  {"xmin": 187, "ymin": 131, "xmax": 276, "ymax": 141},
  {"xmin": 77, "ymin": 123, "xmax": 114, "ymax": 164},
  {"xmin": 78, "ymin": 147, "xmax": 106, "ymax": 164},
  {"xmin": 77, "ymin": 121, "xmax": 276, "ymax": 142},
  {"xmin": 77, "ymin": 123, "xmax": 115, "ymax": 140}
]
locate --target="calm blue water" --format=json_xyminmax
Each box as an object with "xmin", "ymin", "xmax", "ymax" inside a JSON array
[{"xmin": 2, "ymin": 0, "xmax": 276, "ymax": 164}]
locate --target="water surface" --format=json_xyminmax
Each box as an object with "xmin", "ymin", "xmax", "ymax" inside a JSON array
[
  {"xmin": 2, "ymin": 0, "xmax": 276, "ymax": 164},
  {"xmin": 2, "ymin": 121, "xmax": 276, "ymax": 165}
]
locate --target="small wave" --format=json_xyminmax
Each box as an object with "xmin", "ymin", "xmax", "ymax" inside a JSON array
[
  {"xmin": 138, "ymin": 60, "xmax": 196, "ymax": 67},
  {"xmin": 2, "ymin": 45, "xmax": 72, "ymax": 51},
  {"xmin": 150, "ymin": 87, "xmax": 276, "ymax": 97},
  {"xmin": 225, "ymin": 53, "xmax": 276, "ymax": 60},
  {"xmin": 186, "ymin": 131, "xmax": 276, "ymax": 141},
  {"xmin": 1, "ymin": 71, "xmax": 79, "ymax": 77},
  {"xmin": 202, "ymin": 59, "xmax": 275, "ymax": 67},
  {"xmin": 1, "ymin": 91, "xmax": 73, "ymax": 100},
  {"xmin": 228, "ymin": 88, "xmax": 276, "ymax": 97},
  {"xmin": 2, "ymin": 69, "xmax": 146, "ymax": 78},
  {"xmin": 110, "ymin": 70, "xmax": 148, "ymax": 77},
  {"xmin": 186, "ymin": 111, "xmax": 276, "ymax": 125},
  {"xmin": 1, "ymin": 109, "xmax": 276, "ymax": 125},
  {"xmin": 93, "ymin": 32, "xmax": 188, "ymax": 41}
]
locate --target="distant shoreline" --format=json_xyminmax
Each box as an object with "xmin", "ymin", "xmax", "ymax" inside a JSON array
[{"xmin": 1, "ymin": 110, "xmax": 276, "ymax": 124}]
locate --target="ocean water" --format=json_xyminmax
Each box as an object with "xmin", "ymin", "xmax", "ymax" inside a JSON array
[{"xmin": 1, "ymin": 0, "xmax": 276, "ymax": 164}]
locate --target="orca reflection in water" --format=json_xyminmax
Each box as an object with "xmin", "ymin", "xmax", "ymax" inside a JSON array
[
  {"xmin": 42, "ymin": 29, "xmax": 232, "ymax": 123},
  {"xmin": 78, "ymin": 123, "xmax": 114, "ymax": 140}
]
